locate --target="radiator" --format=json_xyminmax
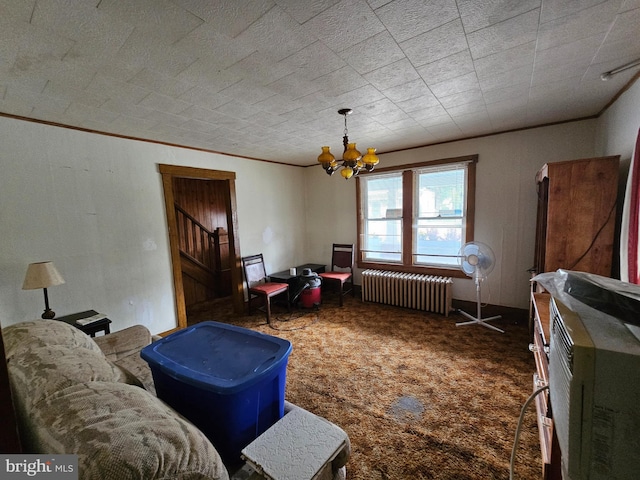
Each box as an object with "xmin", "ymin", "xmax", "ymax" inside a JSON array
[{"xmin": 361, "ymin": 270, "xmax": 453, "ymax": 316}]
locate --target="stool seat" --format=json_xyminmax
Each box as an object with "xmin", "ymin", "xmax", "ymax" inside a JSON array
[{"xmin": 241, "ymin": 408, "xmax": 348, "ymax": 480}]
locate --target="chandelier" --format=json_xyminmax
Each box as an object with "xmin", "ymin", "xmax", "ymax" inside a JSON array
[{"xmin": 317, "ymin": 108, "xmax": 379, "ymax": 179}]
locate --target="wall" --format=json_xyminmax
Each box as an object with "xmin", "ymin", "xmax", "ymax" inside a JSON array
[
  {"xmin": 2, "ymin": 79, "xmax": 637, "ymax": 330},
  {"xmin": 595, "ymin": 79, "xmax": 640, "ymax": 280},
  {"xmin": 0, "ymin": 116, "xmax": 306, "ymax": 333},
  {"xmin": 595, "ymin": 80, "xmax": 640, "ymax": 163},
  {"xmin": 304, "ymin": 120, "xmax": 601, "ymax": 309}
]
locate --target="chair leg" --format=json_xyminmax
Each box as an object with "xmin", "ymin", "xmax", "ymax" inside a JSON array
[
  {"xmin": 265, "ymin": 297, "xmax": 272, "ymax": 324},
  {"xmin": 339, "ymin": 282, "xmax": 344, "ymax": 307}
]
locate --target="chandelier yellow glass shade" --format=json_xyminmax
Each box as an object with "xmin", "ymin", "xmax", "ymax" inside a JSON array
[
  {"xmin": 341, "ymin": 166, "xmax": 354, "ymax": 179},
  {"xmin": 362, "ymin": 148, "xmax": 380, "ymax": 167},
  {"xmin": 317, "ymin": 146, "xmax": 336, "ymax": 165},
  {"xmin": 343, "ymin": 143, "xmax": 361, "ymax": 163}
]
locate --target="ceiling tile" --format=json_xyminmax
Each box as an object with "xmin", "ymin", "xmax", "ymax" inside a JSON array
[
  {"xmin": 219, "ymin": 78, "xmax": 277, "ymax": 105},
  {"xmin": 396, "ymin": 92, "xmax": 441, "ymax": 113},
  {"xmin": 304, "ymin": 0, "xmax": 386, "ymax": 52},
  {"xmin": 539, "ymin": 0, "xmax": 612, "ymax": 24},
  {"xmin": 429, "ymin": 72, "xmax": 480, "ymax": 98},
  {"xmin": 375, "ymin": 0, "xmax": 459, "ymax": 43},
  {"xmin": 383, "ymin": 78, "xmax": 432, "ymax": 103},
  {"xmin": 438, "ymin": 87, "xmax": 485, "ymax": 109},
  {"xmin": 172, "ymin": 0, "xmax": 275, "ymax": 37},
  {"xmin": 364, "ymin": 58, "xmax": 420, "ymax": 90},
  {"xmin": 314, "ymin": 65, "xmax": 369, "ymax": 96},
  {"xmin": 235, "ymin": 6, "xmax": 317, "ymax": 61},
  {"xmin": 536, "ymin": 1, "xmax": 621, "ymax": 51},
  {"xmin": 97, "ymin": 0, "xmax": 204, "ymax": 44},
  {"xmin": 401, "ymin": 19, "xmax": 468, "ymax": 67},
  {"xmin": 129, "ymin": 69, "xmax": 195, "ymax": 99},
  {"xmin": 339, "ymin": 31, "xmax": 405, "ymax": 75},
  {"xmin": 85, "ymin": 74, "xmax": 151, "ymax": 105},
  {"xmin": 173, "ymin": 24, "xmax": 256, "ymax": 70},
  {"xmin": 178, "ymin": 87, "xmax": 232, "ymax": 112},
  {"xmin": 458, "ymin": 0, "xmax": 541, "ymax": 33},
  {"xmin": 478, "ymin": 65, "xmax": 533, "ymax": 95},
  {"xmin": 279, "ymin": 41, "xmax": 347, "ymax": 81},
  {"xmin": 482, "ymin": 81, "xmax": 530, "ymax": 105},
  {"xmin": 275, "ymin": 0, "xmax": 340, "ymax": 23},
  {"xmin": 467, "ymin": 9, "xmax": 539, "ymax": 60},
  {"xmin": 417, "ymin": 49, "xmax": 475, "ymax": 85}
]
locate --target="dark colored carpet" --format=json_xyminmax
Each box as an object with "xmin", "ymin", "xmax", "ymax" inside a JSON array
[{"xmin": 189, "ymin": 294, "xmax": 541, "ymax": 480}]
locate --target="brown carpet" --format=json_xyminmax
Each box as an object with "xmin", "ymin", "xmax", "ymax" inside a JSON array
[{"xmin": 189, "ymin": 295, "xmax": 541, "ymax": 480}]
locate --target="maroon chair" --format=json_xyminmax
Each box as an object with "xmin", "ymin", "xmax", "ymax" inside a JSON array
[
  {"xmin": 242, "ymin": 254, "xmax": 289, "ymax": 324},
  {"xmin": 319, "ymin": 244, "xmax": 354, "ymax": 306}
]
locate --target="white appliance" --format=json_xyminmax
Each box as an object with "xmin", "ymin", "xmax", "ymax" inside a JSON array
[{"xmin": 548, "ymin": 295, "xmax": 640, "ymax": 480}]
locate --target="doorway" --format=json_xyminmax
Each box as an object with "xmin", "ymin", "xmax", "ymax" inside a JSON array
[{"xmin": 159, "ymin": 164, "xmax": 244, "ymax": 331}]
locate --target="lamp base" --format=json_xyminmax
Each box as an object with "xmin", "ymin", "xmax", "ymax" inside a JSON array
[{"xmin": 41, "ymin": 309, "xmax": 55, "ymax": 319}]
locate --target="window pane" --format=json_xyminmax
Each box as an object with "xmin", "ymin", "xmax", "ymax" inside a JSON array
[
  {"xmin": 417, "ymin": 168, "xmax": 464, "ymax": 218},
  {"xmin": 414, "ymin": 166, "xmax": 466, "ymax": 267},
  {"xmin": 363, "ymin": 174, "xmax": 402, "ymax": 263},
  {"xmin": 364, "ymin": 219, "xmax": 402, "ymax": 262},
  {"xmin": 366, "ymin": 175, "xmax": 402, "ymax": 218},
  {"xmin": 415, "ymin": 218, "xmax": 462, "ymax": 267}
]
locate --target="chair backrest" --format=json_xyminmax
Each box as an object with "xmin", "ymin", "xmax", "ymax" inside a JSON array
[
  {"xmin": 331, "ymin": 244, "xmax": 354, "ymax": 272},
  {"xmin": 242, "ymin": 254, "xmax": 268, "ymax": 288}
]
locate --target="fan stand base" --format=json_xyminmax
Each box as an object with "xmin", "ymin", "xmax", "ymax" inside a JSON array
[{"xmin": 456, "ymin": 310, "xmax": 504, "ymax": 333}]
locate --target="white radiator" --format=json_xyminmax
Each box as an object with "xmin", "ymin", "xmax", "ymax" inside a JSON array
[{"xmin": 361, "ymin": 270, "xmax": 453, "ymax": 316}]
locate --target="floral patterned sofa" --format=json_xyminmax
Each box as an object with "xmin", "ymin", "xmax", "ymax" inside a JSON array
[{"xmin": 3, "ymin": 320, "xmax": 350, "ymax": 480}]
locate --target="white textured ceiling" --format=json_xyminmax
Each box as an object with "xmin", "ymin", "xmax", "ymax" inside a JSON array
[{"xmin": 1, "ymin": 0, "xmax": 639, "ymax": 166}]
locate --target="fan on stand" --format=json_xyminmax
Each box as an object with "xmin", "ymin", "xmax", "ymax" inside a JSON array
[{"xmin": 456, "ymin": 241, "xmax": 504, "ymax": 333}]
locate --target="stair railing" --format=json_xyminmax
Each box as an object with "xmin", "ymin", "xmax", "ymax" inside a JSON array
[{"xmin": 175, "ymin": 204, "xmax": 216, "ymax": 273}]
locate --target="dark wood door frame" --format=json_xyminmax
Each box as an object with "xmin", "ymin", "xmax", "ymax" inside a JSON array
[{"xmin": 159, "ymin": 164, "xmax": 244, "ymax": 331}]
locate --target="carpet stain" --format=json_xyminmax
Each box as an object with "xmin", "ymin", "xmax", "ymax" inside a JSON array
[{"xmin": 389, "ymin": 395, "xmax": 425, "ymax": 422}]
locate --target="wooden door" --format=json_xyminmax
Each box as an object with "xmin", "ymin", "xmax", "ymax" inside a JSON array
[{"xmin": 159, "ymin": 165, "xmax": 244, "ymax": 332}]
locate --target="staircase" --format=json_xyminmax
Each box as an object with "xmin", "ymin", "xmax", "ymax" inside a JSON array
[{"xmin": 175, "ymin": 204, "xmax": 231, "ymax": 308}]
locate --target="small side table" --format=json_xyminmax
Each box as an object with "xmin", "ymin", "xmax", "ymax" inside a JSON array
[{"xmin": 55, "ymin": 310, "xmax": 112, "ymax": 337}]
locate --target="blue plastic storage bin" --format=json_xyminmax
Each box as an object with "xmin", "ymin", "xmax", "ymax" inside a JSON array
[{"xmin": 140, "ymin": 321, "xmax": 292, "ymax": 465}]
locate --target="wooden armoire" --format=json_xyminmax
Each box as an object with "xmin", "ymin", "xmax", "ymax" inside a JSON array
[
  {"xmin": 533, "ymin": 155, "xmax": 620, "ymax": 277},
  {"xmin": 530, "ymin": 155, "xmax": 619, "ymax": 479}
]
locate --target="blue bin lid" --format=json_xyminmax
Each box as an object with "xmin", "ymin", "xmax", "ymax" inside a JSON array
[{"xmin": 140, "ymin": 321, "xmax": 292, "ymax": 394}]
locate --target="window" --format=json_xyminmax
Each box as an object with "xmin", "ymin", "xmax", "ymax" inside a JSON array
[{"xmin": 357, "ymin": 155, "xmax": 476, "ymax": 276}]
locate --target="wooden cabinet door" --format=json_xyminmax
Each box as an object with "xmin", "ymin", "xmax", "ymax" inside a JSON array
[{"xmin": 534, "ymin": 156, "xmax": 619, "ymax": 276}]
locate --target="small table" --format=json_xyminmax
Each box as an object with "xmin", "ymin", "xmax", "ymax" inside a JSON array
[
  {"xmin": 269, "ymin": 264, "xmax": 325, "ymax": 303},
  {"xmin": 269, "ymin": 263, "xmax": 325, "ymax": 284},
  {"xmin": 55, "ymin": 310, "xmax": 112, "ymax": 337}
]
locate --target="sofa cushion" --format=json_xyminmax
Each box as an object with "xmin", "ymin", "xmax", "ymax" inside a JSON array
[
  {"xmin": 3, "ymin": 320, "xmax": 102, "ymax": 360},
  {"xmin": 8, "ymin": 343, "xmax": 125, "ymax": 409},
  {"xmin": 22, "ymin": 381, "xmax": 228, "ymax": 480}
]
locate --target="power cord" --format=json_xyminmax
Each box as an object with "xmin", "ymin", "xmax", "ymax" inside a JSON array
[
  {"xmin": 268, "ymin": 310, "xmax": 320, "ymax": 331},
  {"xmin": 509, "ymin": 384, "xmax": 550, "ymax": 480}
]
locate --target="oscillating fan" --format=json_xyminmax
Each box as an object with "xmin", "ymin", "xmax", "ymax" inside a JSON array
[{"xmin": 456, "ymin": 241, "xmax": 504, "ymax": 333}]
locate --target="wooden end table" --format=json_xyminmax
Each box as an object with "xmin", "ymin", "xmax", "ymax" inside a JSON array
[{"xmin": 55, "ymin": 310, "xmax": 112, "ymax": 337}]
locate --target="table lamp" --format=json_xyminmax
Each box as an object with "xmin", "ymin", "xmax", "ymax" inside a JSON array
[{"xmin": 22, "ymin": 261, "xmax": 65, "ymax": 319}]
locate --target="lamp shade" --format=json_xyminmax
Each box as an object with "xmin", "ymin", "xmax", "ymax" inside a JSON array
[{"xmin": 22, "ymin": 262, "xmax": 65, "ymax": 290}]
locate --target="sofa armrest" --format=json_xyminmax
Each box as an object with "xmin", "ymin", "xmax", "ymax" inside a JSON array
[{"xmin": 94, "ymin": 325, "xmax": 152, "ymax": 361}]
